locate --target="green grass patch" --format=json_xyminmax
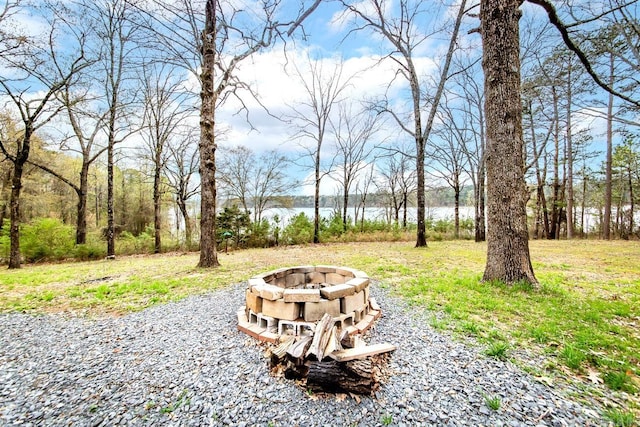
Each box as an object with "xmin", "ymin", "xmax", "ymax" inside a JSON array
[
  {"xmin": 604, "ymin": 408, "xmax": 636, "ymax": 427},
  {"xmin": 0, "ymin": 240, "xmax": 638, "ymax": 416}
]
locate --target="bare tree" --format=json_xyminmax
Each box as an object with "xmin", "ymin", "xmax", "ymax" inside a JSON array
[
  {"xmin": 429, "ymin": 92, "xmax": 472, "ymax": 239},
  {"xmin": 331, "ymin": 103, "xmax": 379, "ymax": 231},
  {"xmin": 288, "ymin": 56, "xmax": 352, "ymax": 243},
  {"xmin": 140, "ymin": 62, "xmax": 191, "ymax": 253},
  {"xmin": 0, "ymin": 1, "xmax": 90, "ymax": 268},
  {"xmin": 86, "ymin": 0, "xmax": 145, "ymax": 259},
  {"xmin": 452, "ymin": 57, "xmax": 486, "ymax": 242},
  {"xmin": 377, "ymin": 143, "xmax": 416, "ymax": 227},
  {"xmin": 164, "ymin": 130, "xmax": 200, "ymax": 249},
  {"xmin": 340, "ymin": 0, "xmax": 468, "ymax": 247},
  {"xmin": 217, "ymin": 145, "xmax": 252, "ymax": 213},
  {"xmin": 218, "ymin": 146, "xmax": 296, "ymax": 224}
]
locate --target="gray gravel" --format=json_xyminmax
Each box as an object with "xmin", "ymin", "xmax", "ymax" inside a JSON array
[{"xmin": 0, "ymin": 282, "xmax": 606, "ymax": 426}]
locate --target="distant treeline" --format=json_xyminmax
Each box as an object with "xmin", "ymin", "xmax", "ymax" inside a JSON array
[{"xmin": 266, "ymin": 187, "xmax": 474, "ymax": 209}]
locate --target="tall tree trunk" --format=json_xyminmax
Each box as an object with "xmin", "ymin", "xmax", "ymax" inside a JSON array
[
  {"xmin": 76, "ymin": 161, "xmax": 90, "ymax": 245},
  {"xmin": 627, "ymin": 165, "xmax": 634, "ymax": 238},
  {"xmin": 415, "ymin": 136, "xmax": 427, "ymax": 246},
  {"xmin": 566, "ymin": 63, "xmax": 574, "ymax": 239},
  {"xmin": 314, "ymin": 146, "xmax": 321, "ymax": 243},
  {"xmin": 342, "ymin": 185, "xmax": 349, "ymax": 232},
  {"xmin": 198, "ymin": 0, "xmax": 220, "ymax": 267},
  {"xmin": 549, "ymin": 87, "xmax": 560, "ymax": 240},
  {"xmin": 0, "ymin": 169, "xmax": 13, "ymax": 231},
  {"xmin": 454, "ymin": 182, "xmax": 460, "ymax": 239},
  {"xmin": 475, "ymin": 164, "xmax": 486, "ymax": 242},
  {"xmin": 408, "ymin": 59, "xmax": 427, "ymax": 246},
  {"xmin": 480, "ymin": 0, "xmax": 537, "ymax": 285},
  {"xmin": 106, "ymin": 110, "xmax": 116, "ymax": 258},
  {"xmin": 8, "ymin": 134, "xmax": 29, "ymax": 269},
  {"xmin": 603, "ymin": 54, "xmax": 614, "ymax": 240},
  {"xmin": 153, "ymin": 147, "xmax": 162, "ymax": 253}
]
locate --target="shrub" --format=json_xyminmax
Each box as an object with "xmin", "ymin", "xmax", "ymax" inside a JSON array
[
  {"xmin": 20, "ymin": 218, "xmax": 76, "ymax": 262},
  {"xmin": 282, "ymin": 213, "xmax": 314, "ymax": 245}
]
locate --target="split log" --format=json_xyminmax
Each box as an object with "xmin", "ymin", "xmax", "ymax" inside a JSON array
[
  {"xmin": 306, "ymin": 313, "xmax": 341, "ymax": 361},
  {"xmin": 329, "ymin": 343, "xmax": 396, "ymax": 362},
  {"xmin": 306, "ymin": 358, "xmax": 377, "ymax": 395},
  {"xmin": 269, "ymin": 337, "xmax": 294, "ymax": 367},
  {"xmin": 286, "ymin": 336, "xmax": 312, "ymax": 364}
]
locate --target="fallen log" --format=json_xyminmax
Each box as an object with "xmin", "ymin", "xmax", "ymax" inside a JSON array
[{"xmin": 306, "ymin": 358, "xmax": 377, "ymax": 395}]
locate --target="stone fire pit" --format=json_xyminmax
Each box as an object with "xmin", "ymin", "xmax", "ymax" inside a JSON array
[{"xmin": 237, "ymin": 265, "xmax": 381, "ymax": 343}]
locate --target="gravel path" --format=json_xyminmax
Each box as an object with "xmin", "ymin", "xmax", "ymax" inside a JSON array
[{"xmin": 0, "ymin": 282, "xmax": 605, "ymax": 426}]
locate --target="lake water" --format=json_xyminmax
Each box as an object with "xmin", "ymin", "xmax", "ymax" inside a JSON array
[{"xmin": 262, "ymin": 206, "xmax": 475, "ymax": 226}]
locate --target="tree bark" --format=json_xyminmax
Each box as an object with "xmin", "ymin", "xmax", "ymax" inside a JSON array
[
  {"xmin": 480, "ymin": 0, "xmax": 537, "ymax": 285},
  {"xmin": 306, "ymin": 359, "xmax": 377, "ymax": 395},
  {"xmin": 76, "ymin": 161, "xmax": 89, "ymax": 245},
  {"xmin": 603, "ymin": 54, "xmax": 614, "ymax": 240},
  {"xmin": 198, "ymin": 0, "xmax": 220, "ymax": 267},
  {"xmin": 314, "ymin": 146, "xmax": 321, "ymax": 243},
  {"xmin": 8, "ymin": 127, "xmax": 31, "ymax": 269},
  {"xmin": 153, "ymin": 142, "xmax": 162, "ymax": 254},
  {"xmin": 566, "ymin": 63, "xmax": 574, "ymax": 239}
]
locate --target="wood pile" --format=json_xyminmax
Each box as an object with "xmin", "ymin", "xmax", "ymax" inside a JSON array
[{"xmin": 267, "ymin": 313, "xmax": 396, "ymax": 395}]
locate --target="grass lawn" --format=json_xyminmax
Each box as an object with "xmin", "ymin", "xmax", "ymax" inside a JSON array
[{"xmin": 0, "ymin": 240, "xmax": 638, "ymax": 421}]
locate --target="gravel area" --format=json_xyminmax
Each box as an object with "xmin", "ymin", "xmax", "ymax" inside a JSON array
[{"xmin": 0, "ymin": 281, "xmax": 606, "ymax": 426}]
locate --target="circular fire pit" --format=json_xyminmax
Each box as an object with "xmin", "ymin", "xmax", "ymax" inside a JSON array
[{"xmin": 237, "ymin": 265, "xmax": 381, "ymax": 343}]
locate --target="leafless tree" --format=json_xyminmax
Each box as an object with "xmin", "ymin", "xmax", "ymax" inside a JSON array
[
  {"xmin": 287, "ymin": 56, "xmax": 352, "ymax": 243},
  {"xmin": 377, "ymin": 142, "xmax": 416, "ymax": 227},
  {"xmin": 331, "ymin": 103, "xmax": 379, "ymax": 230},
  {"xmin": 140, "ymin": 62, "xmax": 191, "ymax": 253},
  {"xmin": 141, "ymin": 0, "xmax": 313, "ymax": 266},
  {"xmin": 164, "ymin": 129, "xmax": 200, "ymax": 249},
  {"xmin": 429, "ymin": 92, "xmax": 472, "ymax": 239},
  {"xmin": 339, "ymin": 0, "xmax": 468, "ymax": 247},
  {"xmin": 0, "ymin": 1, "xmax": 91, "ymax": 268}
]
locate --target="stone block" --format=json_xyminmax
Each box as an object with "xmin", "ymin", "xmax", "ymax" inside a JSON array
[
  {"xmin": 238, "ymin": 323, "xmax": 267, "ymax": 340},
  {"xmin": 355, "ymin": 314, "xmax": 375, "ymax": 334},
  {"xmin": 257, "ymin": 313, "xmax": 277, "ymax": 332},
  {"xmin": 285, "ymin": 273, "xmax": 306, "ymax": 288},
  {"xmin": 257, "ymin": 272, "xmax": 275, "ymax": 283},
  {"xmin": 353, "ymin": 270, "xmax": 369, "ymax": 278},
  {"xmin": 315, "ymin": 265, "xmax": 337, "ymax": 274},
  {"xmin": 237, "ymin": 307, "xmax": 249, "ymax": 325},
  {"xmin": 345, "ymin": 277, "xmax": 369, "ymax": 292},
  {"xmin": 245, "ymin": 289, "xmax": 263, "ymax": 313},
  {"xmin": 259, "ymin": 284, "xmax": 284, "ymax": 301},
  {"xmin": 262, "ymin": 299, "xmax": 300, "ymax": 321},
  {"xmin": 248, "ymin": 310, "xmax": 259, "ymax": 324},
  {"xmin": 272, "ymin": 276, "xmax": 286, "ymax": 287},
  {"xmin": 326, "ymin": 272, "xmax": 346, "ymax": 285},
  {"xmin": 369, "ymin": 297, "xmax": 380, "ymax": 311},
  {"xmin": 369, "ymin": 309, "xmax": 381, "ymax": 320},
  {"xmin": 258, "ymin": 331, "xmax": 279, "ymax": 344},
  {"xmin": 364, "ymin": 286, "xmax": 370, "ymax": 303},
  {"xmin": 341, "ymin": 290, "xmax": 366, "ymax": 314},
  {"xmin": 283, "ymin": 288, "xmax": 321, "ymax": 303},
  {"xmin": 274, "ymin": 268, "xmax": 290, "ymax": 279},
  {"xmin": 353, "ymin": 306, "xmax": 366, "ymax": 322},
  {"xmin": 333, "ymin": 313, "xmax": 355, "ymax": 330},
  {"xmin": 303, "ymin": 299, "xmax": 340, "ymax": 322},
  {"xmin": 291, "ymin": 265, "xmax": 315, "ymax": 274},
  {"xmin": 335, "ymin": 267, "xmax": 356, "ymax": 278},
  {"xmin": 320, "ymin": 283, "xmax": 356, "ymax": 300},
  {"xmin": 306, "ymin": 272, "xmax": 326, "ymax": 284}
]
